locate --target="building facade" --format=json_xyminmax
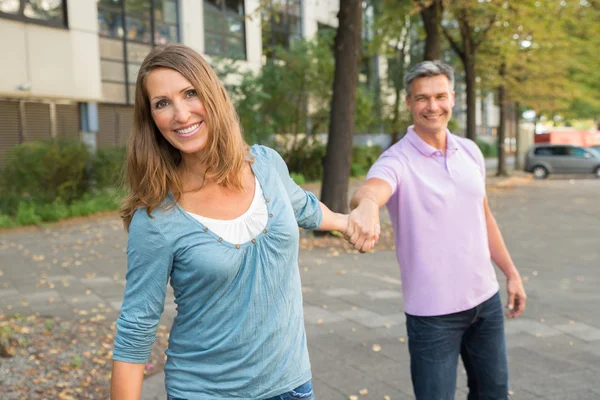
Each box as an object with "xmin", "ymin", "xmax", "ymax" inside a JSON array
[{"xmin": 0, "ymin": 0, "xmax": 345, "ymax": 165}]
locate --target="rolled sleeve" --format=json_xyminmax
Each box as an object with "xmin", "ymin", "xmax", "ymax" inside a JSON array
[
  {"xmin": 113, "ymin": 210, "xmax": 173, "ymax": 364},
  {"xmin": 268, "ymin": 147, "xmax": 323, "ymax": 230},
  {"xmin": 366, "ymin": 155, "xmax": 403, "ymax": 196}
]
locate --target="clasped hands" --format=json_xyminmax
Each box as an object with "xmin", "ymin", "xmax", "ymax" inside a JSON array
[{"xmin": 343, "ymin": 199, "xmax": 381, "ymax": 253}]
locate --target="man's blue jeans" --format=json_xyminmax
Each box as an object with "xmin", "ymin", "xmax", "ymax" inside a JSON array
[{"xmin": 406, "ymin": 292, "xmax": 509, "ymax": 400}]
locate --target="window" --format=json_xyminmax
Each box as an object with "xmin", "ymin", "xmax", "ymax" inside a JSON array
[
  {"xmin": 98, "ymin": 0, "xmax": 179, "ymax": 44},
  {"xmin": 261, "ymin": 0, "xmax": 302, "ymax": 59},
  {"xmin": 204, "ymin": 0, "xmax": 246, "ymax": 60},
  {"xmin": 0, "ymin": 0, "xmax": 67, "ymax": 28},
  {"xmin": 534, "ymin": 147, "xmax": 553, "ymax": 156},
  {"xmin": 154, "ymin": 0, "xmax": 178, "ymax": 44},
  {"xmin": 551, "ymin": 146, "xmax": 568, "ymax": 156},
  {"xmin": 568, "ymin": 147, "xmax": 593, "ymax": 158},
  {"xmin": 97, "ymin": 0, "xmax": 180, "ymax": 104}
]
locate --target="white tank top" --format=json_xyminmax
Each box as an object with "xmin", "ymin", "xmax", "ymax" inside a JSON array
[{"xmin": 188, "ymin": 177, "xmax": 268, "ymax": 243}]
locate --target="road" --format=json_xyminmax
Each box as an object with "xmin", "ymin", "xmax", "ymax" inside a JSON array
[{"xmin": 1, "ymin": 176, "xmax": 599, "ymax": 399}]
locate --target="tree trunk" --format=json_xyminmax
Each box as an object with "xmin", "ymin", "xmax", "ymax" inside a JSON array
[
  {"xmin": 464, "ymin": 57, "xmax": 477, "ymax": 141},
  {"xmin": 421, "ymin": 0, "xmax": 443, "ymax": 61},
  {"xmin": 320, "ymin": 0, "xmax": 363, "ymax": 213},
  {"xmin": 514, "ymin": 101, "xmax": 521, "ymax": 170},
  {"xmin": 390, "ymin": 82, "xmax": 402, "ymax": 146},
  {"xmin": 496, "ymin": 62, "xmax": 508, "ymax": 177}
]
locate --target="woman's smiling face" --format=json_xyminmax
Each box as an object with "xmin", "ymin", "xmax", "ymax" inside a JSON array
[{"xmin": 146, "ymin": 67, "xmax": 210, "ymax": 155}]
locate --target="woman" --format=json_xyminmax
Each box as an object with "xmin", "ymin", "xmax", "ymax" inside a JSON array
[{"xmin": 111, "ymin": 43, "xmax": 349, "ymax": 400}]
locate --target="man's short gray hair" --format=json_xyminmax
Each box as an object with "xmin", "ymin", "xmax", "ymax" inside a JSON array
[{"xmin": 404, "ymin": 61, "xmax": 455, "ymax": 98}]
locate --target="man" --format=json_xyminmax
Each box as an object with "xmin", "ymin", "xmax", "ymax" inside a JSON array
[{"xmin": 345, "ymin": 61, "xmax": 527, "ymax": 399}]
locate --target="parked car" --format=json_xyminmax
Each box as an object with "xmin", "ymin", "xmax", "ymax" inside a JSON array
[{"xmin": 524, "ymin": 144, "xmax": 600, "ymax": 179}]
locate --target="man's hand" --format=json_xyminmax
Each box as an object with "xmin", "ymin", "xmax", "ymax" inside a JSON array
[
  {"xmin": 506, "ymin": 276, "xmax": 527, "ymax": 318},
  {"xmin": 345, "ymin": 198, "xmax": 381, "ymax": 253}
]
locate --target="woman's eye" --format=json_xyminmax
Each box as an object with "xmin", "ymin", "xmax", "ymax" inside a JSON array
[
  {"xmin": 155, "ymin": 100, "xmax": 168, "ymax": 109},
  {"xmin": 186, "ymin": 89, "xmax": 197, "ymax": 98}
]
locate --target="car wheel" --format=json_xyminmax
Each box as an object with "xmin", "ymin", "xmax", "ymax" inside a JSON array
[
  {"xmin": 532, "ymin": 166, "xmax": 549, "ymax": 179},
  {"xmin": 595, "ymin": 167, "xmax": 600, "ymax": 179}
]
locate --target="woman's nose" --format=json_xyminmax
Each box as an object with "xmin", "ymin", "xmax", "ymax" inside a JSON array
[{"xmin": 174, "ymin": 103, "xmax": 191, "ymax": 122}]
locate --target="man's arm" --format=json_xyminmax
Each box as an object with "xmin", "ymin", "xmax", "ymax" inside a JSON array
[
  {"xmin": 346, "ymin": 178, "xmax": 394, "ymax": 253},
  {"xmin": 484, "ymin": 196, "xmax": 527, "ymax": 318}
]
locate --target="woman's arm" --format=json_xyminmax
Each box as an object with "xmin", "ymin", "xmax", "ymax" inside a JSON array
[
  {"xmin": 111, "ymin": 361, "xmax": 145, "ymax": 399},
  {"xmin": 316, "ymin": 202, "xmax": 348, "ymax": 232}
]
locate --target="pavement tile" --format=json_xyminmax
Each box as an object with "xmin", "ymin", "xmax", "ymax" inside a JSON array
[
  {"xmin": 304, "ymin": 305, "xmax": 347, "ymax": 325},
  {"xmin": 338, "ymin": 307, "xmax": 401, "ymax": 328},
  {"xmin": 321, "ymin": 288, "xmax": 359, "ymax": 297},
  {"xmin": 554, "ymin": 322, "xmax": 600, "ymax": 342},
  {"xmin": 0, "ymin": 288, "xmax": 20, "ymax": 298},
  {"xmin": 21, "ymin": 290, "xmax": 62, "ymax": 304},
  {"xmin": 504, "ymin": 317, "xmax": 563, "ymax": 337},
  {"xmin": 365, "ymin": 290, "xmax": 402, "ymax": 299}
]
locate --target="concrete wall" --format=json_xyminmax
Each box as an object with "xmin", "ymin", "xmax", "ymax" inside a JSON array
[{"xmin": 0, "ymin": 0, "xmax": 101, "ymax": 102}]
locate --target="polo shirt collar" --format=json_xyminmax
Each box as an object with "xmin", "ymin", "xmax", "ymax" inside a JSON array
[{"xmin": 406, "ymin": 125, "xmax": 459, "ymax": 157}]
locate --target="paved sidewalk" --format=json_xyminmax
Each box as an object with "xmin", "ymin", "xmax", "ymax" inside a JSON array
[{"xmin": 1, "ymin": 176, "xmax": 600, "ymax": 399}]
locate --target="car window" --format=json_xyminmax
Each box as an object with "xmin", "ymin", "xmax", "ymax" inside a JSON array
[
  {"xmin": 569, "ymin": 147, "xmax": 593, "ymax": 158},
  {"xmin": 551, "ymin": 146, "xmax": 569, "ymax": 156},
  {"xmin": 534, "ymin": 147, "xmax": 553, "ymax": 156}
]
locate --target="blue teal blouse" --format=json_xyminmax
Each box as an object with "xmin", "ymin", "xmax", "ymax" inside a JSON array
[{"xmin": 113, "ymin": 145, "xmax": 323, "ymax": 399}]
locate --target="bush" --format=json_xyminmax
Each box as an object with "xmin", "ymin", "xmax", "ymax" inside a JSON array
[
  {"xmin": 280, "ymin": 139, "xmax": 327, "ymax": 182},
  {"xmin": 290, "ymin": 172, "xmax": 306, "ymax": 186},
  {"xmin": 477, "ymin": 139, "xmax": 498, "ymax": 158},
  {"xmin": 281, "ymin": 142, "xmax": 383, "ymax": 181},
  {"xmin": 91, "ymin": 147, "xmax": 126, "ymax": 190},
  {"xmin": 0, "ymin": 188, "xmax": 124, "ymax": 228},
  {"xmin": 351, "ymin": 145, "xmax": 383, "ymax": 177},
  {"xmin": 0, "ymin": 214, "xmax": 16, "ymax": 229},
  {"xmin": 0, "ymin": 139, "xmax": 91, "ymax": 209}
]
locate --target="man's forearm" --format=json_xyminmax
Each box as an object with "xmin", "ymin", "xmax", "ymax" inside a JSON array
[
  {"xmin": 350, "ymin": 187, "xmax": 382, "ymax": 210},
  {"xmin": 487, "ymin": 213, "xmax": 520, "ymax": 280}
]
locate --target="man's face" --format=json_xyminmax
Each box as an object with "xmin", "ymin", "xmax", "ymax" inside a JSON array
[{"xmin": 406, "ymin": 75, "xmax": 455, "ymax": 135}]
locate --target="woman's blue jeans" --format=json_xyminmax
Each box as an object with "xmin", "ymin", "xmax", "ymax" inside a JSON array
[
  {"xmin": 167, "ymin": 380, "xmax": 314, "ymax": 400},
  {"xmin": 406, "ymin": 292, "xmax": 509, "ymax": 400}
]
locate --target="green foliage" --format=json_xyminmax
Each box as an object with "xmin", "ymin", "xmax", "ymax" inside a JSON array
[
  {"xmin": 0, "ymin": 138, "xmax": 127, "ymax": 227},
  {"xmin": 447, "ymin": 118, "xmax": 460, "ymax": 134},
  {"xmin": 290, "ymin": 172, "xmax": 306, "ymax": 186},
  {"xmin": 44, "ymin": 319, "xmax": 54, "ymax": 332},
  {"xmin": 0, "ymin": 188, "xmax": 123, "ymax": 228},
  {"xmin": 350, "ymin": 146, "xmax": 383, "ymax": 177},
  {"xmin": 91, "ymin": 146, "xmax": 126, "ymax": 189},
  {"xmin": 0, "ymin": 214, "xmax": 16, "ymax": 229},
  {"xmin": 214, "ymin": 33, "xmax": 376, "ymax": 142},
  {"xmin": 280, "ymin": 139, "xmax": 327, "ymax": 182},
  {"xmin": 70, "ymin": 354, "xmax": 83, "ymax": 369},
  {"xmin": 281, "ymin": 142, "xmax": 382, "ymax": 181},
  {"xmin": 15, "ymin": 202, "xmax": 42, "ymax": 226},
  {"xmin": 1, "ymin": 139, "xmax": 91, "ymax": 207},
  {"xmin": 477, "ymin": 139, "xmax": 498, "ymax": 159}
]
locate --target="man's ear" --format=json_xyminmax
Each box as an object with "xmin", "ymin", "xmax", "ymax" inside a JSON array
[
  {"xmin": 450, "ymin": 91, "xmax": 456, "ymax": 107},
  {"xmin": 405, "ymin": 95, "xmax": 412, "ymax": 111}
]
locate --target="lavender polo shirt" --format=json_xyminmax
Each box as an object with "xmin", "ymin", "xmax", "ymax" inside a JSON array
[{"xmin": 367, "ymin": 126, "xmax": 499, "ymax": 316}]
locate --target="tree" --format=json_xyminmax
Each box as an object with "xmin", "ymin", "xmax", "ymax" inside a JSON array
[
  {"xmin": 372, "ymin": 0, "xmax": 416, "ymax": 144},
  {"xmin": 476, "ymin": 1, "xmax": 595, "ymax": 173},
  {"xmin": 320, "ymin": 0, "xmax": 363, "ymax": 214},
  {"xmin": 415, "ymin": 0, "xmax": 444, "ymax": 60},
  {"xmin": 441, "ymin": 0, "xmax": 504, "ymax": 142}
]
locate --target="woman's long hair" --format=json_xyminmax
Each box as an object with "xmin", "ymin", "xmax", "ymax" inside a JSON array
[{"xmin": 121, "ymin": 44, "xmax": 249, "ymax": 230}]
